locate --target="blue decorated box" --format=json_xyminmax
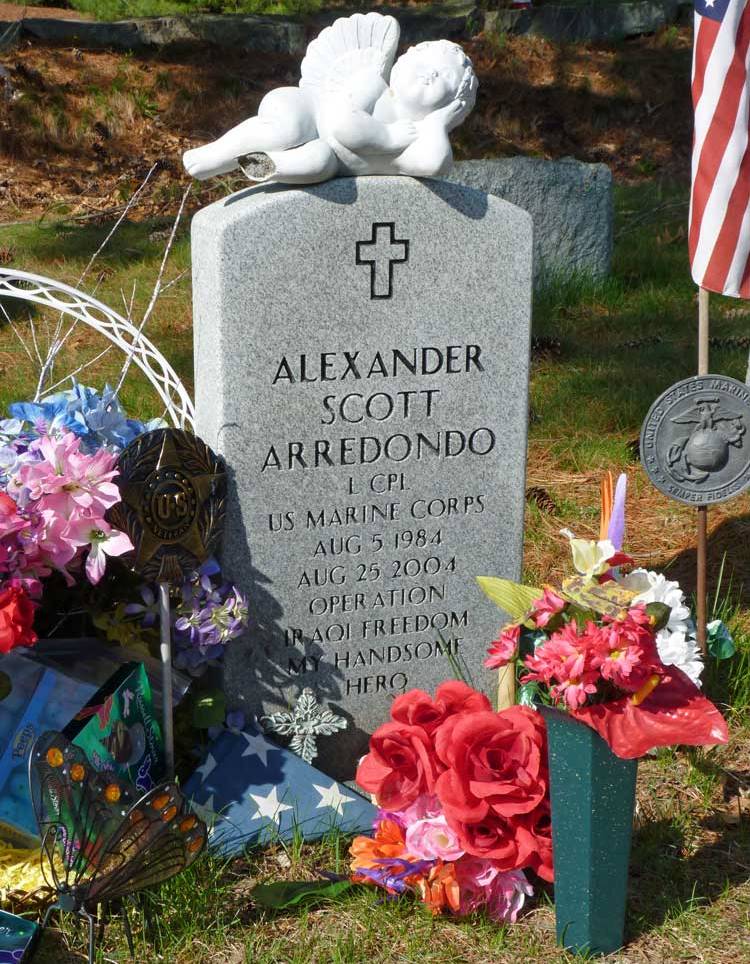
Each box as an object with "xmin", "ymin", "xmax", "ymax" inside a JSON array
[
  {"xmin": 0, "ymin": 653, "xmax": 98, "ymax": 846},
  {"xmin": 0, "ymin": 910, "xmax": 39, "ymax": 963}
]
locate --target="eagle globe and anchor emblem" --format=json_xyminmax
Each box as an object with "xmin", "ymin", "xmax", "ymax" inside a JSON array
[
  {"xmin": 667, "ymin": 394, "xmax": 746, "ymax": 483},
  {"xmin": 640, "ymin": 375, "xmax": 750, "ymax": 505}
]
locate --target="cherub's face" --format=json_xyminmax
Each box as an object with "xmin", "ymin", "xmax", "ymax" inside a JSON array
[{"xmin": 390, "ymin": 49, "xmax": 463, "ymax": 119}]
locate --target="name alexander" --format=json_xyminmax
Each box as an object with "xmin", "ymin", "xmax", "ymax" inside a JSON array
[
  {"xmin": 271, "ymin": 344, "xmax": 483, "ymax": 384},
  {"xmin": 262, "ymin": 343, "xmax": 495, "ymax": 472}
]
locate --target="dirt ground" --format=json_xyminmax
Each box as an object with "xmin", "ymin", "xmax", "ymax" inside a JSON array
[{"xmin": 0, "ymin": 25, "xmax": 694, "ymax": 221}]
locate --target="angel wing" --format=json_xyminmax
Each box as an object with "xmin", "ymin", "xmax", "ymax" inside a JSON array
[
  {"xmin": 300, "ymin": 12, "xmax": 399, "ymax": 113},
  {"xmin": 29, "ymin": 731, "xmax": 205, "ymax": 907}
]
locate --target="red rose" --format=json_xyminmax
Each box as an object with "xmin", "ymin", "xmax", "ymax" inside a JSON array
[
  {"xmin": 445, "ymin": 809, "xmax": 553, "ymax": 882},
  {"xmin": 391, "ymin": 681, "xmax": 492, "ymax": 735},
  {"xmin": 434, "ymin": 706, "xmax": 552, "ymax": 878},
  {"xmin": 356, "ymin": 722, "xmax": 439, "ymax": 810},
  {"xmin": 0, "ymin": 586, "xmax": 37, "ymax": 653}
]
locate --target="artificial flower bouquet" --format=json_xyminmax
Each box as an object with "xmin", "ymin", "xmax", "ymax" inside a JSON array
[
  {"xmin": 0, "ymin": 383, "xmax": 248, "ymax": 681},
  {"xmin": 0, "ymin": 383, "xmax": 149, "ymax": 652},
  {"xmin": 349, "ymin": 681, "xmax": 552, "ymax": 922},
  {"xmin": 479, "ymin": 474, "xmax": 730, "ymax": 758}
]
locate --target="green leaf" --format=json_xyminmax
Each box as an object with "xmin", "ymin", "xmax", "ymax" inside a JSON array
[
  {"xmin": 517, "ymin": 681, "xmax": 544, "ymax": 708},
  {"xmin": 707, "ymin": 620, "xmax": 736, "ymax": 660},
  {"xmin": 645, "ymin": 602, "xmax": 671, "ymax": 632},
  {"xmin": 251, "ymin": 880, "xmax": 356, "ymax": 910},
  {"xmin": 476, "ymin": 577, "xmax": 542, "ymax": 621},
  {"xmin": 191, "ymin": 689, "xmax": 227, "ymax": 729},
  {"xmin": 564, "ymin": 605, "xmax": 597, "ymax": 628},
  {"xmin": 519, "ymin": 627, "xmax": 546, "ymax": 659}
]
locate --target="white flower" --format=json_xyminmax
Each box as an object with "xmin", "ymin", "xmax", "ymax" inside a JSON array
[
  {"xmin": 560, "ymin": 529, "xmax": 617, "ymax": 581},
  {"xmin": 617, "ymin": 569, "xmax": 691, "ymax": 631},
  {"xmin": 616, "ymin": 568, "xmax": 703, "ymax": 686},
  {"xmin": 655, "ymin": 629, "xmax": 704, "ymax": 687}
]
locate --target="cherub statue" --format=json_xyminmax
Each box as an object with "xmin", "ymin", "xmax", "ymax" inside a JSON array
[{"xmin": 183, "ymin": 11, "xmax": 478, "ymax": 185}]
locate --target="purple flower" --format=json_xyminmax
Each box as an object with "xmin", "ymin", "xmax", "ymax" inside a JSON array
[
  {"xmin": 125, "ymin": 585, "xmax": 159, "ymax": 628},
  {"xmin": 356, "ymin": 857, "xmax": 435, "ymax": 894}
]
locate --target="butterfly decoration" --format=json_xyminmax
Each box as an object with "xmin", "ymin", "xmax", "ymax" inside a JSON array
[{"xmin": 28, "ymin": 731, "xmax": 206, "ymax": 963}]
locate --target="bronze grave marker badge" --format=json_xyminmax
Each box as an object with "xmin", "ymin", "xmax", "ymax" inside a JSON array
[{"xmin": 108, "ymin": 429, "xmax": 226, "ymax": 585}]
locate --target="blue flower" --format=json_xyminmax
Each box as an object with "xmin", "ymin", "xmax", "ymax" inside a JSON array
[{"xmin": 8, "ymin": 382, "xmax": 165, "ymax": 453}]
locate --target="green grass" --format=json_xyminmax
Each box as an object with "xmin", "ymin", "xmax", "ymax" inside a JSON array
[
  {"xmin": 9, "ymin": 0, "xmax": 325, "ymax": 19},
  {"xmin": 0, "ymin": 217, "xmax": 193, "ymax": 421},
  {"xmin": 531, "ymin": 181, "xmax": 749, "ymax": 473}
]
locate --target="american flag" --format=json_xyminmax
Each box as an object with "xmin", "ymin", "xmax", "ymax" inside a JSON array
[
  {"xmin": 184, "ymin": 724, "xmax": 376, "ymax": 856},
  {"xmin": 689, "ymin": 0, "xmax": 750, "ymax": 298}
]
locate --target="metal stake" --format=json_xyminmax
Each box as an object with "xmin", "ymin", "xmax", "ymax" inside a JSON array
[
  {"xmin": 158, "ymin": 581, "xmax": 175, "ymax": 778},
  {"xmin": 696, "ymin": 286, "xmax": 709, "ymax": 654}
]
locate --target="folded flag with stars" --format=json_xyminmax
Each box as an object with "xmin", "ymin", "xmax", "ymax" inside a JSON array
[{"xmin": 184, "ymin": 723, "xmax": 377, "ymax": 855}]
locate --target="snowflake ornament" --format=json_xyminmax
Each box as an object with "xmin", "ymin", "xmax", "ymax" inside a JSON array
[{"xmin": 261, "ymin": 689, "xmax": 347, "ymax": 764}]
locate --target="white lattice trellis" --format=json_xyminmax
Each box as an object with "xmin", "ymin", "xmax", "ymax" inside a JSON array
[{"xmin": 0, "ymin": 268, "xmax": 195, "ymax": 429}]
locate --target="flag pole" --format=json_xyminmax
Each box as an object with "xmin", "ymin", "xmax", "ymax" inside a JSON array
[{"xmin": 696, "ymin": 286, "xmax": 710, "ymax": 654}]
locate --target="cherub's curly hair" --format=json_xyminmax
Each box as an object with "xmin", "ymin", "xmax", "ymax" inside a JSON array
[{"xmin": 392, "ymin": 40, "xmax": 478, "ymax": 129}]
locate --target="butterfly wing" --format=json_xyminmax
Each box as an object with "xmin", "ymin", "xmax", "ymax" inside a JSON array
[
  {"xmin": 30, "ymin": 732, "xmax": 146, "ymax": 898},
  {"xmin": 85, "ymin": 782, "xmax": 206, "ymax": 903}
]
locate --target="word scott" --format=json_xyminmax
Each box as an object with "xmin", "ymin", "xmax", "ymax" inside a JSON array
[{"xmin": 271, "ymin": 345, "xmax": 483, "ymax": 384}]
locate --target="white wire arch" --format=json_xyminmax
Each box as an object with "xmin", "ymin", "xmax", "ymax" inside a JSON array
[{"xmin": 0, "ymin": 268, "xmax": 195, "ymax": 430}]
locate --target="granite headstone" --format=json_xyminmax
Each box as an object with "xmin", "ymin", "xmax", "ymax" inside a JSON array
[{"xmin": 192, "ymin": 176, "xmax": 532, "ymax": 779}]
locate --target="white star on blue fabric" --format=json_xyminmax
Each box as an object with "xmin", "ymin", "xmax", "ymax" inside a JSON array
[
  {"xmin": 240, "ymin": 730, "xmax": 272, "ymax": 767},
  {"xmin": 313, "ymin": 783, "xmax": 356, "ymax": 817},
  {"xmin": 249, "ymin": 785, "xmax": 293, "ymax": 825},
  {"xmin": 193, "ymin": 752, "xmax": 218, "ymax": 783}
]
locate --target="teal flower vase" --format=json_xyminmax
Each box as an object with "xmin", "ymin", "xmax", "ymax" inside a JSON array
[{"xmin": 540, "ymin": 706, "xmax": 638, "ymax": 956}]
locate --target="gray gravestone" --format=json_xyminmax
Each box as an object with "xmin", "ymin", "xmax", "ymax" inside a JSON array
[
  {"xmin": 447, "ymin": 158, "xmax": 613, "ymax": 286},
  {"xmin": 192, "ymin": 176, "xmax": 532, "ymax": 779}
]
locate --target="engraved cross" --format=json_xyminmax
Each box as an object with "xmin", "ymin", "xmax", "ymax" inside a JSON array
[{"xmin": 355, "ymin": 222, "xmax": 409, "ymax": 300}]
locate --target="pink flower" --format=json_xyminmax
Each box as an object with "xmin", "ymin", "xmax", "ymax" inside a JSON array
[
  {"xmin": 455, "ymin": 854, "xmax": 500, "ymax": 917},
  {"xmin": 84, "ymin": 523, "xmax": 133, "ymax": 584},
  {"xmin": 522, "ymin": 621, "xmax": 603, "ymax": 709},
  {"xmin": 529, "ymin": 587, "xmax": 566, "ymax": 628},
  {"xmin": 18, "ymin": 432, "xmax": 119, "ymax": 517},
  {"xmin": 523, "ymin": 622, "xmax": 586, "ymax": 684},
  {"xmin": 593, "ymin": 605, "xmax": 660, "ymax": 693},
  {"xmin": 485, "ymin": 624, "xmax": 520, "ymax": 669},
  {"xmin": 551, "ymin": 673, "xmax": 600, "ymax": 709},
  {"xmin": 0, "ymin": 491, "xmax": 28, "ymax": 539},
  {"xmin": 399, "ymin": 794, "xmax": 442, "ymax": 827},
  {"xmin": 455, "ymin": 855, "xmax": 500, "ymax": 913},
  {"xmin": 485, "ymin": 869, "xmax": 533, "ymax": 923},
  {"xmin": 405, "ymin": 816, "xmax": 465, "ymax": 862}
]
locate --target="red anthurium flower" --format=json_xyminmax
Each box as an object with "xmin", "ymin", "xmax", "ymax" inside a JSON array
[{"xmin": 571, "ymin": 664, "xmax": 729, "ymax": 758}]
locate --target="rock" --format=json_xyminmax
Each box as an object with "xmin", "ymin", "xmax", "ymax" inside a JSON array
[
  {"xmin": 447, "ymin": 158, "xmax": 613, "ymax": 286},
  {"xmin": 485, "ymin": 0, "xmax": 683, "ymax": 43},
  {"xmin": 6, "ymin": 2, "xmax": 480, "ymax": 55},
  {"xmin": 18, "ymin": 13, "xmax": 306, "ymax": 54}
]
